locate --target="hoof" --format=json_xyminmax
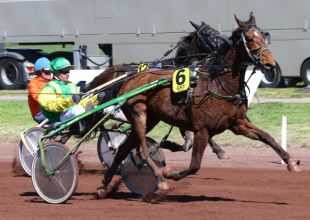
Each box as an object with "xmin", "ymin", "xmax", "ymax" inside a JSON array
[
  {"xmin": 217, "ymin": 152, "xmax": 230, "ymax": 159},
  {"xmin": 162, "ymin": 166, "xmax": 173, "ymax": 178},
  {"xmin": 97, "ymin": 186, "xmax": 107, "ymax": 199},
  {"xmin": 158, "ymin": 181, "xmax": 170, "ymax": 190},
  {"xmin": 287, "ymin": 158, "xmax": 302, "ymax": 172}
]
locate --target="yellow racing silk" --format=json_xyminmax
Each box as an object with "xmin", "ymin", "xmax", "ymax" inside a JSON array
[{"xmin": 38, "ymin": 79, "xmax": 99, "ymax": 122}]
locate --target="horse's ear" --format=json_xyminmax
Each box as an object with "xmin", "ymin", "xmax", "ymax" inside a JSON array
[
  {"xmin": 201, "ymin": 21, "xmax": 206, "ymax": 26},
  {"xmin": 234, "ymin": 14, "xmax": 243, "ymax": 26},
  {"xmin": 249, "ymin": 12, "xmax": 256, "ymax": 24},
  {"xmin": 190, "ymin": 21, "xmax": 201, "ymax": 30}
]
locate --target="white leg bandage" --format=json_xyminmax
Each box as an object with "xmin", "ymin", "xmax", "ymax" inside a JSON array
[{"xmin": 103, "ymin": 105, "xmax": 128, "ymax": 123}]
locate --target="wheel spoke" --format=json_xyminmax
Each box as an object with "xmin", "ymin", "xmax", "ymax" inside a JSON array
[{"xmin": 53, "ymin": 174, "xmax": 68, "ymax": 195}]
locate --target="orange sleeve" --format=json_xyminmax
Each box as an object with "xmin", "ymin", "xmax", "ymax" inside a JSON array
[{"xmin": 28, "ymin": 78, "xmax": 47, "ymax": 101}]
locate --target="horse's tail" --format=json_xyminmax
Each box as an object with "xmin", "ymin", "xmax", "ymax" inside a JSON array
[{"xmin": 98, "ymin": 80, "xmax": 126, "ymax": 105}]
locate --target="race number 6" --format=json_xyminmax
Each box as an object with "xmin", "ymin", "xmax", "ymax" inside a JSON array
[{"xmin": 173, "ymin": 68, "xmax": 190, "ymax": 93}]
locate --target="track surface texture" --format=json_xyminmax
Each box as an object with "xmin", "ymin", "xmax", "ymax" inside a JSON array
[{"xmin": 1, "ymin": 142, "xmax": 310, "ymax": 220}]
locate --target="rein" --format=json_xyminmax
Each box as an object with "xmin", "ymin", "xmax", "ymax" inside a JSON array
[{"xmin": 192, "ymin": 69, "xmax": 246, "ymax": 100}]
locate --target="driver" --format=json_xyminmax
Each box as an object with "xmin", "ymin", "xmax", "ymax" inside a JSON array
[
  {"xmin": 38, "ymin": 57, "xmax": 105, "ymax": 128},
  {"xmin": 28, "ymin": 57, "xmax": 52, "ymax": 124}
]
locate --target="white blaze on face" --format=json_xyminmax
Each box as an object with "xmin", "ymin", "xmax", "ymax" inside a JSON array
[{"xmin": 254, "ymin": 31, "xmax": 259, "ymax": 37}]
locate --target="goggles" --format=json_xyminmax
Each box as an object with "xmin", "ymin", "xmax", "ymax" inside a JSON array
[
  {"xmin": 57, "ymin": 68, "xmax": 71, "ymax": 75},
  {"xmin": 41, "ymin": 69, "xmax": 51, "ymax": 75}
]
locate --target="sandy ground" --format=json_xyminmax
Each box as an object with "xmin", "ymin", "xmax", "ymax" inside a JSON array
[{"xmin": 1, "ymin": 142, "xmax": 310, "ymax": 219}]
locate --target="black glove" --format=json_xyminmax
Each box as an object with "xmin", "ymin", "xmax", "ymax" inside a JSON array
[
  {"xmin": 72, "ymin": 92, "xmax": 84, "ymax": 103},
  {"xmin": 97, "ymin": 92, "xmax": 106, "ymax": 102}
]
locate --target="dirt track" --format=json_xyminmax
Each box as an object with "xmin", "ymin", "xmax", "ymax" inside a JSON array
[{"xmin": 1, "ymin": 143, "xmax": 310, "ymax": 219}]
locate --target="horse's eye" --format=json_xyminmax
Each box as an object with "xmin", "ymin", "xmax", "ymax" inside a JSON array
[
  {"xmin": 204, "ymin": 30, "xmax": 211, "ymax": 36},
  {"xmin": 247, "ymin": 38, "xmax": 254, "ymax": 43}
]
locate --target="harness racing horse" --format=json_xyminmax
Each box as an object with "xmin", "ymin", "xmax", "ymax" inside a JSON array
[
  {"xmin": 97, "ymin": 12, "xmax": 301, "ymax": 197},
  {"xmin": 82, "ymin": 22, "xmax": 229, "ymax": 158}
]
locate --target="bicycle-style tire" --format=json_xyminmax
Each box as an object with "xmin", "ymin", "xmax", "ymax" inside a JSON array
[
  {"xmin": 31, "ymin": 142, "xmax": 79, "ymax": 204},
  {"xmin": 97, "ymin": 131, "xmax": 127, "ymax": 169},
  {"xmin": 19, "ymin": 127, "xmax": 45, "ymax": 176},
  {"xmin": 120, "ymin": 137, "xmax": 165, "ymax": 194}
]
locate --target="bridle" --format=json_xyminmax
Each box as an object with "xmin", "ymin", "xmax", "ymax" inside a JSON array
[
  {"xmin": 239, "ymin": 25, "xmax": 271, "ymax": 69},
  {"xmin": 196, "ymin": 25, "xmax": 220, "ymax": 55}
]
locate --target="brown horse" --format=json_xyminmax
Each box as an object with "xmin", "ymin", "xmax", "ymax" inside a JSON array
[
  {"xmin": 97, "ymin": 12, "xmax": 301, "ymax": 197},
  {"xmin": 83, "ymin": 24, "xmax": 229, "ymax": 157}
]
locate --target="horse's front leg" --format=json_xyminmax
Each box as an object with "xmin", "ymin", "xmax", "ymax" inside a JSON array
[
  {"xmin": 163, "ymin": 128, "xmax": 209, "ymax": 181},
  {"xmin": 229, "ymin": 118, "xmax": 301, "ymax": 171},
  {"xmin": 97, "ymin": 132, "xmax": 137, "ymax": 198}
]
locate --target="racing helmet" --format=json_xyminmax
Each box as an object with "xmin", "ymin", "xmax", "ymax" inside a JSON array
[
  {"xmin": 50, "ymin": 57, "xmax": 75, "ymax": 74},
  {"xmin": 34, "ymin": 57, "xmax": 51, "ymax": 73}
]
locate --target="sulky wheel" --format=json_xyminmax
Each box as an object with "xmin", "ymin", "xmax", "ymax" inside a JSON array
[
  {"xmin": 97, "ymin": 124, "xmax": 127, "ymax": 169},
  {"xmin": 121, "ymin": 137, "xmax": 165, "ymax": 194},
  {"xmin": 19, "ymin": 127, "xmax": 45, "ymax": 176},
  {"xmin": 31, "ymin": 142, "xmax": 79, "ymax": 204}
]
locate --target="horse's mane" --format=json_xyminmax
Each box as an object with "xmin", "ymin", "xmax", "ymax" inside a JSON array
[
  {"xmin": 175, "ymin": 33, "xmax": 195, "ymax": 57},
  {"xmin": 207, "ymin": 17, "xmax": 255, "ymax": 78},
  {"xmin": 173, "ymin": 32, "xmax": 195, "ymax": 65},
  {"xmin": 207, "ymin": 42, "xmax": 230, "ymax": 78}
]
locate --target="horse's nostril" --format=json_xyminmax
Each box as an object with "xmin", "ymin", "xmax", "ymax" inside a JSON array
[{"xmin": 264, "ymin": 63, "xmax": 274, "ymax": 70}]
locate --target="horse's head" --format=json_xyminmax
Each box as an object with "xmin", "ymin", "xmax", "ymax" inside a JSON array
[
  {"xmin": 174, "ymin": 21, "xmax": 218, "ymax": 65},
  {"xmin": 233, "ymin": 12, "xmax": 276, "ymax": 74},
  {"xmin": 190, "ymin": 21, "xmax": 222, "ymax": 54}
]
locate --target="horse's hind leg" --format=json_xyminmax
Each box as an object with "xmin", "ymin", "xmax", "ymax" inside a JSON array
[
  {"xmin": 163, "ymin": 129, "xmax": 209, "ymax": 181},
  {"xmin": 209, "ymin": 139, "xmax": 230, "ymax": 159},
  {"xmin": 229, "ymin": 118, "xmax": 301, "ymax": 171}
]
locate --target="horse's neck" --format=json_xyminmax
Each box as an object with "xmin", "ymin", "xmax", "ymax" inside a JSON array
[
  {"xmin": 204, "ymin": 48, "xmax": 246, "ymax": 95},
  {"xmin": 221, "ymin": 49, "xmax": 247, "ymax": 94}
]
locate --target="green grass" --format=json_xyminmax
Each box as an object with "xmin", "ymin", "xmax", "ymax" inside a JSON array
[
  {"xmin": 0, "ymin": 90, "xmax": 28, "ymax": 96},
  {"xmin": 211, "ymin": 102, "xmax": 310, "ymax": 148},
  {"xmin": 1, "ymin": 100, "xmax": 309, "ymax": 149},
  {"xmin": 5, "ymin": 43, "xmax": 105, "ymax": 55},
  {"xmin": 256, "ymin": 87, "xmax": 310, "ymax": 99},
  {"xmin": 0, "ymin": 100, "xmax": 37, "ymax": 142}
]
